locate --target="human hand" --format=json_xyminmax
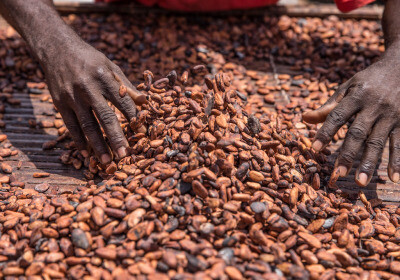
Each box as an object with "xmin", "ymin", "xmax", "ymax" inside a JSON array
[
  {"xmin": 42, "ymin": 41, "xmax": 146, "ymax": 164},
  {"xmin": 303, "ymin": 54, "xmax": 400, "ymax": 186}
]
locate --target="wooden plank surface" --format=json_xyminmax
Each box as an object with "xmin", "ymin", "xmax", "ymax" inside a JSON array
[
  {"xmin": 0, "ymin": 91, "xmax": 86, "ymax": 191},
  {"xmin": 328, "ymin": 142, "xmax": 400, "ymax": 204}
]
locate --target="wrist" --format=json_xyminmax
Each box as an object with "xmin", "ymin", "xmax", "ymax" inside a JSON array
[
  {"xmin": 32, "ymin": 27, "xmax": 84, "ymax": 64},
  {"xmin": 0, "ymin": 0, "xmax": 83, "ymax": 64},
  {"xmin": 378, "ymin": 39, "xmax": 400, "ymax": 62}
]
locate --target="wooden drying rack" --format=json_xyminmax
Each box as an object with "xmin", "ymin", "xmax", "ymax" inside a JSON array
[{"xmin": 2, "ymin": 2, "xmax": 397, "ymax": 204}]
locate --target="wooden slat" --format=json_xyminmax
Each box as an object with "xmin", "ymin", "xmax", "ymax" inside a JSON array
[
  {"xmin": 328, "ymin": 141, "xmax": 400, "ymax": 204},
  {"xmin": 1, "ymin": 91, "xmax": 86, "ymax": 189}
]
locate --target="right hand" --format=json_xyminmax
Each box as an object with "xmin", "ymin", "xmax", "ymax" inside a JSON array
[
  {"xmin": 42, "ymin": 41, "xmax": 146, "ymax": 164},
  {"xmin": 303, "ymin": 51, "xmax": 400, "ymax": 186}
]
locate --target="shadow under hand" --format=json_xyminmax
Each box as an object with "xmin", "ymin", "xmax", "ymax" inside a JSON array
[
  {"xmin": 1, "ymin": 88, "xmax": 85, "ymax": 192},
  {"xmin": 327, "ymin": 142, "xmax": 400, "ymax": 205}
]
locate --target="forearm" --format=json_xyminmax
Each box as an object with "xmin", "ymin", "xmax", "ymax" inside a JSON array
[
  {"xmin": 0, "ymin": 0, "xmax": 83, "ymax": 62},
  {"xmin": 383, "ymin": 0, "xmax": 400, "ymax": 49}
]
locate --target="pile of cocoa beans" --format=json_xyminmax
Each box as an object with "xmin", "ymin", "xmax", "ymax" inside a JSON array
[
  {"xmin": 1, "ymin": 66, "xmax": 400, "ymax": 280},
  {"xmin": 1, "ymin": 12, "xmax": 399, "ymax": 280}
]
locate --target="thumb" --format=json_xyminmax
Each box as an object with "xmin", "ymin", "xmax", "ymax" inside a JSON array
[
  {"xmin": 114, "ymin": 72, "xmax": 148, "ymax": 106},
  {"xmin": 302, "ymin": 99, "xmax": 338, "ymax": 124},
  {"xmin": 302, "ymin": 82, "xmax": 349, "ymax": 124},
  {"xmin": 127, "ymin": 87, "xmax": 148, "ymax": 105}
]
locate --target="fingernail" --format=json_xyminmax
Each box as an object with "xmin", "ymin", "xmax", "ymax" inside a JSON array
[
  {"xmin": 338, "ymin": 166, "xmax": 347, "ymax": 177},
  {"xmin": 80, "ymin": 150, "xmax": 89, "ymax": 158},
  {"xmin": 357, "ymin": 173, "xmax": 368, "ymax": 186},
  {"xmin": 101, "ymin": 154, "xmax": 111, "ymax": 164},
  {"xmin": 312, "ymin": 140, "xmax": 323, "ymax": 152},
  {"xmin": 117, "ymin": 147, "xmax": 127, "ymax": 158},
  {"xmin": 393, "ymin": 173, "xmax": 400, "ymax": 183}
]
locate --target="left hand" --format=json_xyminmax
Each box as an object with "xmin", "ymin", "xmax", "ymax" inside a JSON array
[{"xmin": 42, "ymin": 41, "xmax": 146, "ymax": 164}]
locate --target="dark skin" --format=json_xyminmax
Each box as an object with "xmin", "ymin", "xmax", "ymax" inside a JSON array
[
  {"xmin": 303, "ymin": 0, "xmax": 400, "ymax": 186},
  {"xmin": 0, "ymin": 1, "xmax": 397, "ymax": 186},
  {"xmin": 0, "ymin": 0, "xmax": 146, "ymax": 164}
]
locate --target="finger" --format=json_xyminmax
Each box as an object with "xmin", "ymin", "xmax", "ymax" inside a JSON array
[
  {"xmin": 302, "ymin": 81, "xmax": 350, "ymax": 124},
  {"xmin": 302, "ymin": 101, "xmax": 338, "ymax": 125},
  {"xmin": 56, "ymin": 106, "xmax": 88, "ymax": 157},
  {"xmin": 335, "ymin": 111, "xmax": 376, "ymax": 178},
  {"xmin": 127, "ymin": 87, "xmax": 148, "ymax": 105},
  {"xmin": 75, "ymin": 105, "xmax": 111, "ymax": 164},
  {"xmin": 356, "ymin": 121, "xmax": 392, "ymax": 187},
  {"xmin": 103, "ymin": 75, "xmax": 137, "ymax": 122},
  {"xmin": 312, "ymin": 96, "xmax": 360, "ymax": 152},
  {"xmin": 388, "ymin": 127, "xmax": 400, "ymax": 183},
  {"xmin": 91, "ymin": 97, "xmax": 128, "ymax": 159},
  {"xmin": 113, "ymin": 71, "xmax": 148, "ymax": 105}
]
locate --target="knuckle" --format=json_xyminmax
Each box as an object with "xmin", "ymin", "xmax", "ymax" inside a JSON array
[
  {"xmin": 64, "ymin": 121, "xmax": 81, "ymax": 132},
  {"xmin": 109, "ymin": 135, "xmax": 125, "ymax": 146},
  {"xmin": 366, "ymin": 137, "xmax": 385, "ymax": 151},
  {"xmin": 347, "ymin": 82, "xmax": 366, "ymax": 100},
  {"xmin": 375, "ymin": 97, "xmax": 392, "ymax": 110},
  {"xmin": 348, "ymin": 125, "xmax": 367, "ymax": 141},
  {"xmin": 327, "ymin": 109, "xmax": 346, "ymax": 125},
  {"xmin": 74, "ymin": 77, "xmax": 91, "ymax": 90},
  {"xmin": 99, "ymin": 110, "xmax": 117, "ymax": 126},
  {"xmin": 118, "ymin": 96, "xmax": 131, "ymax": 107},
  {"xmin": 360, "ymin": 161, "xmax": 376, "ymax": 173},
  {"xmin": 104, "ymin": 129, "xmax": 126, "ymax": 147},
  {"xmin": 339, "ymin": 150, "xmax": 357, "ymax": 165},
  {"xmin": 316, "ymin": 130, "xmax": 331, "ymax": 144},
  {"xmin": 118, "ymin": 97, "xmax": 136, "ymax": 113},
  {"xmin": 94, "ymin": 65, "xmax": 108, "ymax": 80},
  {"xmin": 80, "ymin": 119, "xmax": 99, "ymax": 134},
  {"xmin": 348, "ymin": 93, "xmax": 363, "ymax": 104}
]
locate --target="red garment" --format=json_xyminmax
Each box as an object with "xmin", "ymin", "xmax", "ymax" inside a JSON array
[
  {"xmin": 96, "ymin": 0, "xmax": 278, "ymax": 11},
  {"xmin": 334, "ymin": 0, "xmax": 375, "ymax": 12},
  {"xmin": 96, "ymin": 0, "xmax": 375, "ymax": 13}
]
